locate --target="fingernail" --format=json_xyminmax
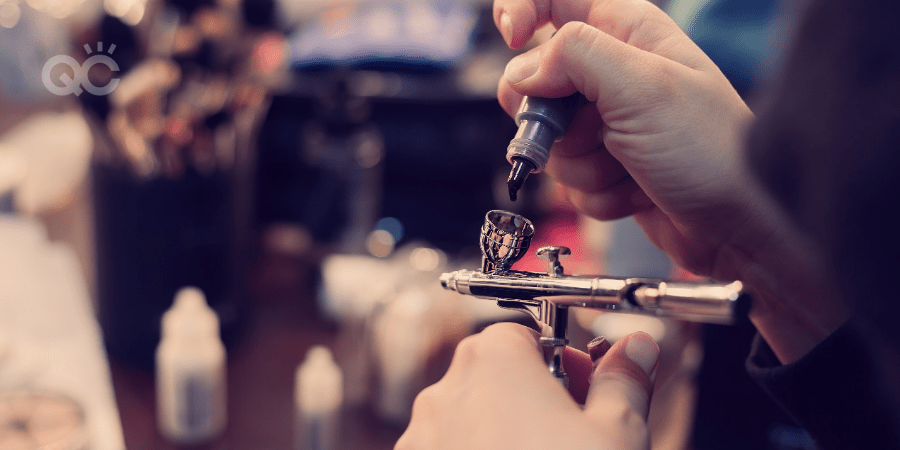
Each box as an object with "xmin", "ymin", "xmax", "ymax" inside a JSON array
[
  {"xmin": 504, "ymin": 52, "xmax": 539, "ymax": 84},
  {"xmin": 587, "ymin": 336, "xmax": 612, "ymax": 372},
  {"xmin": 587, "ymin": 336, "xmax": 611, "ymax": 362},
  {"xmin": 625, "ymin": 334, "xmax": 659, "ymax": 377},
  {"xmin": 500, "ymin": 12, "xmax": 513, "ymax": 47}
]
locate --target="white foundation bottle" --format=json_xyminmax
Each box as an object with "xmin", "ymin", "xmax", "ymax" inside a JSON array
[
  {"xmin": 295, "ymin": 346, "xmax": 343, "ymax": 450},
  {"xmin": 156, "ymin": 286, "xmax": 227, "ymax": 444}
]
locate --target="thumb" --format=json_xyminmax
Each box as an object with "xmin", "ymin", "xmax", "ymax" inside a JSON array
[
  {"xmin": 583, "ymin": 331, "xmax": 659, "ymax": 423},
  {"xmin": 499, "ymin": 21, "xmax": 699, "ymax": 115}
]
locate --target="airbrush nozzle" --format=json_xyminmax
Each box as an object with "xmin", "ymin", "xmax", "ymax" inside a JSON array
[{"xmin": 507, "ymin": 159, "xmax": 534, "ymax": 202}]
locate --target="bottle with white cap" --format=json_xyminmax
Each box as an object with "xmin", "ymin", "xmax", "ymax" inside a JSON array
[
  {"xmin": 295, "ymin": 345, "xmax": 343, "ymax": 450},
  {"xmin": 156, "ymin": 286, "xmax": 227, "ymax": 444}
]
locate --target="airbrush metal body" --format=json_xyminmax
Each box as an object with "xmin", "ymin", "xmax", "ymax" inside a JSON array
[{"xmin": 440, "ymin": 210, "xmax": 749, "ymax": 387}]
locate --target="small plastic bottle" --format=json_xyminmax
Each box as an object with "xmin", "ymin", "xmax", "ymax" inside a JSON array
[
  {"xmin": 373, "ymin": 287, "xmax": 432, "ymax": 424},
  {"xmin": 295, "ymin": 346, "xmax": 343, "ymax": 450},
  {"xmin": 156, "ymin": 286, "xmax": 227, "ymax": 444}
]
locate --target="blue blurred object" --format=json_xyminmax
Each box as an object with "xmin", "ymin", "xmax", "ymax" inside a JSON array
[
  {"xmin": 0, "ymin": 153, "xmax": 25, "ymax": 214},
  {"xmin": 288, "ymin": 1, "xmax": 479, "ymax": 71},
  {"xmin": 375, "ymin": 217, "xmax": 404, "ymax": 242},
  {"xmin": 0, "ymin": 193, "xmax": 12, "ymax": 213},
  {"xmin": 0, "ymin": 8, "xmax": 69, "ymax": 101},
  {"xmin": 669, "ymin": 0, "xmax": 782, "ymax": 96},
  {"xmin": 604, "ymin": 217, "xmax": 673, "ymax": 278}
]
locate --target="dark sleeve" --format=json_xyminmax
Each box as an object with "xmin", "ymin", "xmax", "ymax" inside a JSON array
[{"xmin": 746, "ymin": 322, "xmax": 900, "ymax": 449}]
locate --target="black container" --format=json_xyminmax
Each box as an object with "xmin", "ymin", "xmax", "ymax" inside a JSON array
[
  {"xmin": 255, "ymin": 76, "xmax": 528, "ymax": 253},
  {"xmin": 92, "ymin": 164, "xmax": 252, "ymax": 369}
]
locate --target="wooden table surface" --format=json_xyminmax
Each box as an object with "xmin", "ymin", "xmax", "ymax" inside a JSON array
[{"xmin": 108, "ymin": 252, "xmax": 407, "ymax": 450}]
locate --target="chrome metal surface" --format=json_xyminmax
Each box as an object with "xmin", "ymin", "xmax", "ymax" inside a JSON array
[
  {"xmin": 538, "ymin": 302, "xmax": 569, "ymax": 388},
  {"xmin": 446, "ymin": 210, "xmax": 750, "ymax": 385},
  {"xmin": 480, "ymin": 210, "xmax": 534, "ymax": 273},
  {"xmin": 536, "ymin": 246, "xmax": 570, "ymax": 277},
  {"xmin": 440, "ymin": 270, "xmax": 745, "ymax": 325}
]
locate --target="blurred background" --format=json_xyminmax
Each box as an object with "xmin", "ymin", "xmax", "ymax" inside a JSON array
[{"xmin": 0, "ymin": 0, "xmax": 815, "ymax": 449}]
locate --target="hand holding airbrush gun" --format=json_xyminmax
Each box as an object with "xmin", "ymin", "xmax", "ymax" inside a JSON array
[
  {"xmin": 492, "ymin": 0, "xmax": 848, "ymax": 364},
  {"xmin": 399, "ymin": 0, "xmax": 853, "ymax": 448}
]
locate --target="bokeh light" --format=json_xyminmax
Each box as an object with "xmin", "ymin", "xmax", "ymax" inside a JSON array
[{"xmin": 366, "ymin": 229, "xmax": 395, "ymax": 258}]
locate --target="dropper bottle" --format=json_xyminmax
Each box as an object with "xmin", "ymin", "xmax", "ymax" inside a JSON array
[
  {"xmin": 506, "ymin": 93, "xmax": 589, "ymax": 201},
  {"xmin": 156, "ymin": 286, "xmax": 227, "ymax": 444},
  {"xmin": 295, "ymin": 346, "xmax": 343, "ymax": 450}
]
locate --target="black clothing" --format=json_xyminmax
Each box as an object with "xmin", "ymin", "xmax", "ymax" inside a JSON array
[{"xmin": 747, "ymin": 322, "xmax": 900, "ymax": 449}]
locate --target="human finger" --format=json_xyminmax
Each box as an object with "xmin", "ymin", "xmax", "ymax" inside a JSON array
[
  {"xmin": 493, "ymin": 0, "xmax": 702, "ymax": 61},
  {"xmin": 545, "ymin": 149, "xmax": 631, "ymax": 195},
  {"xmin": 450, "ymin": 323, "xmax": 600, "ymax": 405},
  {"xmin": 562, "ymin": 179, "xmax": 655, "ymax": 221},
  {"xmin": 439, "ymin": 323, "xmax": 547, "ymax": 387},
  {"xmin": 562, "ymin": 345, "xmax": 593, "ymax": 404},
  {"xmin": 498, "ymin": 76, "xmax": 524, "ymax": 118},
  {"xmin": 544, "ymin": 146, "xmax": 630, "ymax": 194},
  {"xmin": 583, "ymin": 331, "xmax": 659, "ymax": 424},
  {"xmin": 502, "ymin": 21, "xmax": 699, "ymax": 109},
  {"xmin": 397, "ymin": 324, "xmax": 551, "ymax": 449},
  {"xmin": 396, "ymin": 383, "xmax": 443, "ymax": 450},
  {"xmin": 493, "ymin": 0, "xmax": 593, "ymax": 48}
]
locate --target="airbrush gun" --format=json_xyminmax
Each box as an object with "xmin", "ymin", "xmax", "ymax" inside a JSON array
[
  {"xmin": 440, "ymin": 210, "xmax": 750, "ymax": 387},
  {"xmin": 506, "ymin": 93, "xmax": 589, "ymax": 201}
]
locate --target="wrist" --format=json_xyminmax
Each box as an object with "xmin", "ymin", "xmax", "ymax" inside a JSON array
[{"xmin": 723, "ymin": 179, "xmax": 851, "ymax": 363}]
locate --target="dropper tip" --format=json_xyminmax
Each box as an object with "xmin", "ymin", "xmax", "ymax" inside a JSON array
[{"xmin": 507, "ymin": 159, "xmax": 534, "ymax": 202}]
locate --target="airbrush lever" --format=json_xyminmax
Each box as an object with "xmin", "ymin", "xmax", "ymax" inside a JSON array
[{"xmin": 440, "ymin": 210, "xmax": 750, "ymax": 387}]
